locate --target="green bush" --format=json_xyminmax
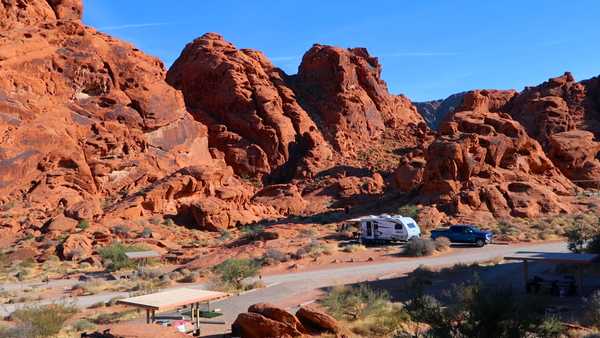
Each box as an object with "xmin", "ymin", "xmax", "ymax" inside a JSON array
[
  {"xmin": 98, "ymin": 243, "xmax": 146, "ymax": 272},
  {"xmin": 398, "ymin": 204, "xmax": 420, "ymax": 219},
  {"xmin": 403, "ymin": 238, "xmax": 436, "ymax": 257},
  {"xmin": 72, "ymin": 319, "xmax": 96, "ymax": 332},
  {"xmin": 322, "ymin": 284, "xmax": 390, "ymax": 321},
  {"xmin": 77, "ymin": 219, "xmax": 90, "ymax": 230},
  {"xmin": 212, "ymin": 258, "xmax": 260, "ymax": 291},
  {"xmin": 406, "ymin": 281, "xmax": 556, "ymax": 338},
  {"xmin": 10, "ymin": 303, "xmax": 77, "ymax": 337},
  {"xmin": 294, "ymin": 240, "xmax": 332, "ymax": 259}
]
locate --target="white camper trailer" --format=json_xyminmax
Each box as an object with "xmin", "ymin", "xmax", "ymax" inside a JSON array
[{"xmin": 347, "ymin": 214, "xmax": 421, "ymax": 244}]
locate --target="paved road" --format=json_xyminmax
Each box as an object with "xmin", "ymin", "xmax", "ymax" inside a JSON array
[{"xmin": 0, "ymin": 241, "xmax": 567, "ymax": 320}]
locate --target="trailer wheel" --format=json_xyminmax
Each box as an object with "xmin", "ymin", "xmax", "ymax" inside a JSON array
[{"xmin": 475, "ymin": 239, "xmax": 485, "ymax": 247}]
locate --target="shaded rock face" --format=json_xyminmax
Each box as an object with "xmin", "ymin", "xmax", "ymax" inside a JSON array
[
  {"xmin": 294, "ymin": 44, "xmax": 423, "ymax": 153},
  {"xmin": 398, "ymin": 90, "xmax": 576, "ymax": 219},
  {"xmin": 0, "ymin": 1, "xmax": 275, "ymax": 237},
  {"xmin": 167, "ymin": 33, "xmax": 332, "ymax": 180},
  {"xmin": 415, "ymin": 92, "xmax": 466, "ymax": 129},
  {"xmin": 168, "ymin": 36, "xmax": 425, "ymax": 183}
]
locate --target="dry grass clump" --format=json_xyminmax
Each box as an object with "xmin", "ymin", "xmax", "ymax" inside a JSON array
[
  {"xmin": 402, "ymin": 238, "xmax": 437, "ymax": 257},
  {"xmin": 342, "ymin": 244, "xmax": 367, "ymax": 253},
  {"xmin": 9, "ymin": 303, "xmax": 77, "ymax": 337},
  {"xmin": 294, "ymin": 240, "xmax": 336, "ymax": 259},
  {"xmin": 321, "ymin": 284, "xmax": 410, "ymax": 337}
]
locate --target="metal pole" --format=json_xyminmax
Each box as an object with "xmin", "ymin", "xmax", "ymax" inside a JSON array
[
  {"xmin": 523, "ymin": 260, "xmax": 529, "ymax": 291},
  {"xmin": 578, "ymin": 265, "xmax": 584, "ymax": 295}
]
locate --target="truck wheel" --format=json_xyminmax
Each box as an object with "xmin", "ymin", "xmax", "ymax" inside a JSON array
[{"xmin": 475, "ymin": 239, "xmax": 485, "ymax": 247}]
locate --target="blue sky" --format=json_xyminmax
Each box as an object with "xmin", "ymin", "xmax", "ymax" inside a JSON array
[{"xmin": 83, "ymin": 1, "xmax": 600, "ymax": 101}]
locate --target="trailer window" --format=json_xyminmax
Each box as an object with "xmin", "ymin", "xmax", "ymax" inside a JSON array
[
  {"xmin": 394, "ymin": 224, "xmax": 402, "ymax": 230},
  {"xmin": 407, "ymin": 222, "xmax": 417, "ymax": 229}
]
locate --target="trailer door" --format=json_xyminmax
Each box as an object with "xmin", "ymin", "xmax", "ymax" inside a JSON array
[{"xmin": 365, "ymin": 221, "xmax": 373, "ymax": 238}]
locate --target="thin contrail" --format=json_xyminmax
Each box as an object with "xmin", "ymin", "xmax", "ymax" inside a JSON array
[{"xmin": 99, "ymin": 22, "xmax": 171, "ymax": 31}]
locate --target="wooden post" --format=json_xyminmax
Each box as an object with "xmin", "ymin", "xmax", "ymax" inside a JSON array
[
  {"xmin": 151, "ymin": 310, "xmax": 155, "ymax": 323},
  {"xmin": 146, "ymin": 309, "xmax": 150, "ymax": 324},
  {"xmin": 523, "ymin": 260, "xmax": 529, "ymax": 291},
  {"xmin": 577, "ymin": 265, "xmax": 584, "ymax": 295},
  {"xmin": 195, "ymin": 302, "xmax": 200, "ymax": 335}
]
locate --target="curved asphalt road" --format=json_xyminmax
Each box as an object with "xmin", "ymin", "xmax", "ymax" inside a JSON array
[{"xmin": 0, "ymin": 241, "xmax": 567, "ymax": 321}]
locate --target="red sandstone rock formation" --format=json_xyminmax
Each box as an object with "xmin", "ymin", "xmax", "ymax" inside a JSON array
[
  {"xmin": 0, "ymin": 0, "xmax": 278, "ymax": 253},
  {"xmin": 294, "ymin": 44, "xmax": 424, "ymax": 154},
  {"xmin": 397, "ymin": 90, "xmax": 577, "ymax": 219},
  {"xmin": 167, "ymin": 33, "xmax": 332, "ymax": 180}
]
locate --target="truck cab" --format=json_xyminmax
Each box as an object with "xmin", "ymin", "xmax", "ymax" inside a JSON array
[{"xmin": 430, "ymin": 224, "xmax": 493, "ymax": 247}]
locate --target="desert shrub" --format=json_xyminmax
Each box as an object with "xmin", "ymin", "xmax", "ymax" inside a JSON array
[
  {"xmin": 218, "ymin": 229, "xmax": 232, "ymax": 241},
  {"xmin": 112, "ymin": 225, "xmax": 130, "ymax": 236},
  {"xmin": 72, "ymin": 319, "xmax": 96, "ymax": 332},
  {"xmin": 406, "ymin": 281, "xmax": 554, "ymax": 338},
  {"xmin": 294, "ymin": 240, "xmax": 333, "ymax": 259},
  {"xmin": 10, "ymin": 303, "xmax": 77, "ymax": 337},
  {"xmin": 434, "ymin": 237, "xmax": 451, "ymax": 251},
  {"xmin": 77, "ymin": 219, "xmax": 90, "ymax": 230},
  {"xmin": 566, "ymin": 221, "xmax": 600, "ymax": 253},
  {"xmin": 299, "ymin": 227, "xmax": 317, "ymax": 238},
  {"xmin": 322, "ymin": 284, "xmax": 390, "ymax": 321},
  {"xmin": 163, "ymin": 218, "xmax": 175, "ymax": 226},
  {"xmin": 149, "ymin": 216, "xmax": 162, "ymax": 225},
  {"xmin": 584, "ymin": 290, "xmax": 600, "ymax": 327},
  {"xmin": 349, "ymin": 304, "xmax": 410, "ymax": 337},
  {"xmin": 403, "ymin": 238, "xmax": 436, "ymax": 257},
  {"xmin": 239, "ymin": 225, "xmax": 265, "ymax": 242},
  {"xmin": 212, "ymin": 258, "xmax": 260, "ymax": 291},
  {"xmin": 397, "ymin": 204, "xmax": 420, "ymax": 219},
  {"xmin": 140, "ymin": 227, "xmax": 153, "ymax": 238},
  {"xmin": 533, "ymin": 317, "xmax": 564, "ymax": 338},
  {"xmin": 98, "ymin": 243, "xmax": 146, "ymax": 272},
  {"xmin": 261, "ymin": 249, "xmax": 289, "ymax": 265},
  {"xmin": 179, "ymin": 271, "xmax": 201, "ymax": 283},
  {"xmin": 342, "ymin": 244, "xmax": 366, "ymax": 253}
]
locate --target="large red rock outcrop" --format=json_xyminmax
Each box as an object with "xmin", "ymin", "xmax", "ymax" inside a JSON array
[
  {"xmin": 398, "ymin": 90, "xmax": 577, "ymax": 219},
  {"xmin": 294, "ymin": 44, "xmax": 424, "ymax": 154},
  {"xmin": 507, "ymin": 73, "xmax": 600, "ymax": 187},
  {"xmin": 0, "ymin": 1, "xmax": 277, "ymax": 246},
  {"xmin": 167, "ymin": 33, "xmax": 332, "ymax": 180}
]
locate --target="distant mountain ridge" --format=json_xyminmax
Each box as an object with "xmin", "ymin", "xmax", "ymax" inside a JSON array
[{"xmin": 414, "ymin": 92, "xmax": 466, "ymax": 129}]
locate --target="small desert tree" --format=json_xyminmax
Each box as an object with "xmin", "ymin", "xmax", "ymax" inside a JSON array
[{"xmin": 213, "ymin": 258, "xmax": 260, "ymax": 291}]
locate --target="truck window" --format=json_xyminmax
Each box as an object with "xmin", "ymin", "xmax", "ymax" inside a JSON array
[{"xmin": 450, "ymin": 226, "xmax": 461, "ymax": 232}]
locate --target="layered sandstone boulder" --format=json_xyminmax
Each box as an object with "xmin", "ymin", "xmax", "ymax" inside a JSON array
[
  {"xmin": 232, "ymin": 303, "xmax": 339, "ymax": 338},
  {"xmin": 167, "ymin": 33, "xmax": 332, "ymax": 180},
  {"xmin": 294, "ymin": 44, "xmax": 424, "ymax": 153}
]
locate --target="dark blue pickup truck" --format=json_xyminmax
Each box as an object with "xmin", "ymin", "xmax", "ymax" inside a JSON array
[{"xmin": 430, "ymin": 224, "xmax": 493, "ymax": 247}]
